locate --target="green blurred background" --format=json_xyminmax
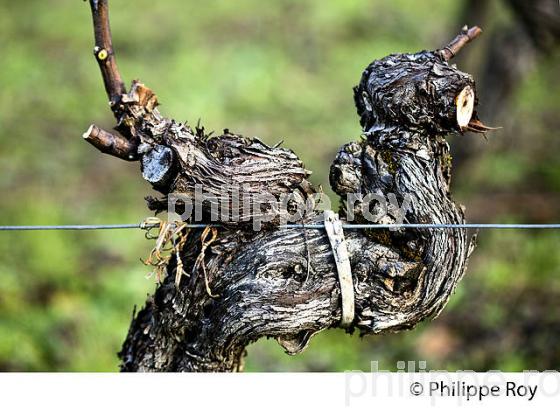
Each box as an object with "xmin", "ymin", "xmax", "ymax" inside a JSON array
[{"xmin": 0, "ymin": 0, "xmax": 559, "ymax": 371}]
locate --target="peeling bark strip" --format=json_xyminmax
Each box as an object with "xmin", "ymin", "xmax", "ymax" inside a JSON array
[{"xmin": 84, "ymin": 1, "xmax": 484, "ymax": 372}]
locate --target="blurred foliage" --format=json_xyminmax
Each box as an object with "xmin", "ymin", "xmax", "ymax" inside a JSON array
[{"xmin": 0, "ymin": 0, "xmax": 558, "ymax": 371}]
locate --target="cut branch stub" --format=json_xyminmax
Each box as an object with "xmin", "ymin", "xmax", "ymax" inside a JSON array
[
  {"xmin": 354, "ymin": 26, "xmax": 498, "ymax": 137},
  {"xmin": 354, "ymin": 50, "xmax": 477, "ymax": 134},
  {"xmin": 141, "ymin": 145, "xmax": 176, "ymax": 189},
  {"xmin": 456, "ymin": 86, "xmax": 475, "ymax": 130},
  {"xmin": 83, "ymin": 124, "xmax": 138, "ymax": 161}
]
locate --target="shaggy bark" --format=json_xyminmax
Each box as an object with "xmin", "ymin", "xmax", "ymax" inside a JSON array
[
  {"xmin": 450, "ymin": 0, "xmax": 560, "ymax": 172},
  {"xmin": 84, "ymin": 1, "xmax": 482, "ymax": 371}
]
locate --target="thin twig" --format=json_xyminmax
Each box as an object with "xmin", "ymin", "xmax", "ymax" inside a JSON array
[
  {"xmin": 439, "ymin": 25, "xmax": 483, "ymax": 61},
  {"xmin": 88, "ymin": 0, "xmax": 126, "ymax": 106}
]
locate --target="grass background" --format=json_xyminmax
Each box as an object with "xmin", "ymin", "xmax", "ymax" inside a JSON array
[{"xmin": 0, "ymin": 0, "xmax": 559, "ymax": 371}]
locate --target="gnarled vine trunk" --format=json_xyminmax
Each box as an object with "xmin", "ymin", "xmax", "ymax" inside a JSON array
[{"xmin": 83, "ymin": 1, "xmax": 484, "ymax": 372}]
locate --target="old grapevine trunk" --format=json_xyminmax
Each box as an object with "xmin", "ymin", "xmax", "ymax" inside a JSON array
[{"xmin": 84, "ymin": 1, "xmax": 484, "ymax": 371}]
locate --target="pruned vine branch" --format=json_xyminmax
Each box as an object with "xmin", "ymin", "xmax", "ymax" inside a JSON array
[
  {"xmin": 83, "ymin": 125, "xmax": 138, "ymax": 161},
  {"xmin": 84, "ymin": 0, "xmax": 486, "ymax": 372},
  {"xmin": 439, "ymin": 25, "xmax": 482, "ymax": 60},
  {"xmin": 88, "ymin": 0, "xmax": 126, "ymax": 106}
]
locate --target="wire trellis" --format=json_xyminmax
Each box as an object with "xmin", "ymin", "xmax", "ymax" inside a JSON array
[{"xmin": 1, "ymin": 222, "xmax": 560, "ymax": 231}]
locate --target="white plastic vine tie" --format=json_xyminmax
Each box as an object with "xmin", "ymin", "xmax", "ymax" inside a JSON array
[{"xmin": 323, "ymin": 210, "xmax": 355, "ymax": 328}]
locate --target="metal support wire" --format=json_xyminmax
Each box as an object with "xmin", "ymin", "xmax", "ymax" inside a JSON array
[
  {"xmin": 1, "ymin": 222, "xmax": 560, "ymax": 231},
  {"xmin": 0, "ymin": 224, "xmax": 141, "ymax": 231}
]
